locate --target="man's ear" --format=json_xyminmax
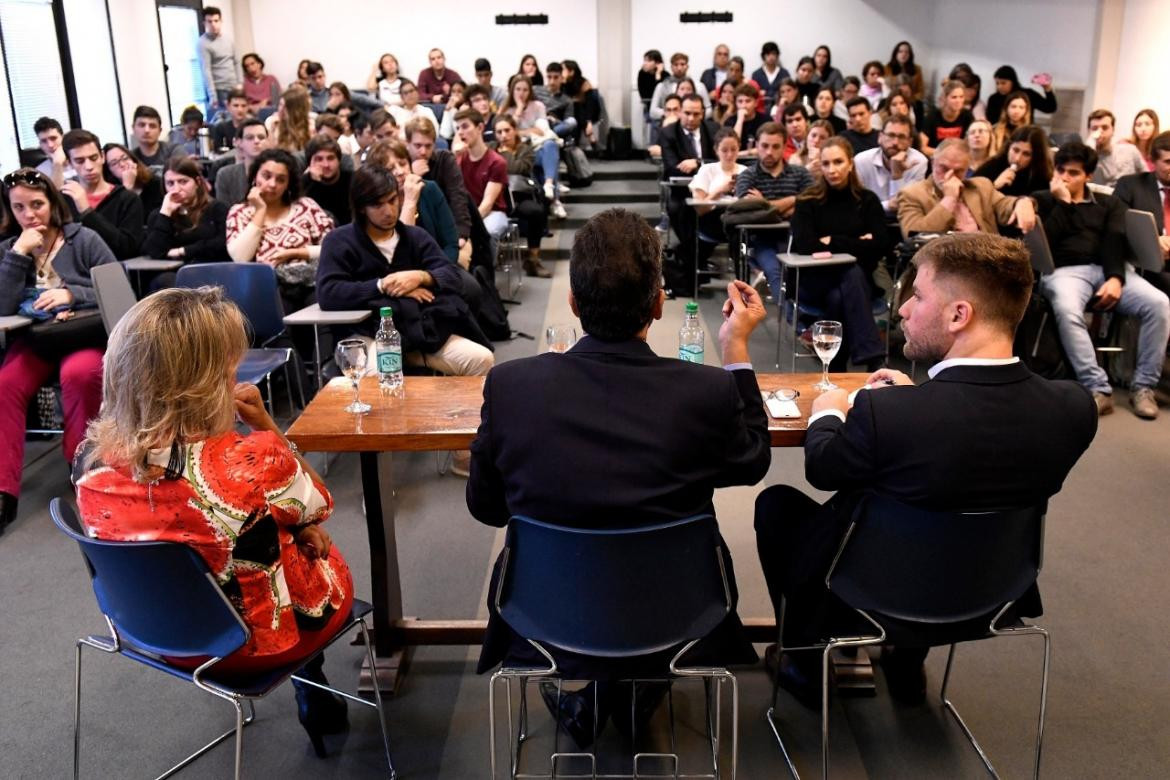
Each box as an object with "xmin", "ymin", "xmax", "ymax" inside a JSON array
[
  {"xmin": 568, "ymin": 290, "xmax": 579, "ymax": 318},
  {"xmin": 652, "ymin": 289, "xmax": 666, "ymax": 320},
  {"xmin": 948, "ymin": 298, "xmax": 973, "ymax": 333}
]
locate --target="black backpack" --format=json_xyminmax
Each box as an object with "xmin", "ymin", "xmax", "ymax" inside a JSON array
[
  {"xmin": 471, "ymin": 264, "xmax": 512, "ymax": 341},
  {"xmin": 1014, "ymin": 293, "xmax": 1070, "ymax": 380}
]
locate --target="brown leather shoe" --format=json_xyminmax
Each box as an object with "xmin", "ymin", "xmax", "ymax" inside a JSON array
[
  {"xmin": 1092, "ymin": 392, "xmax": 1114, "ymax": 416},
  {"xmin": 523, "ymin": 256, "xmax": 552, "ymax": 278},
  {"xmin": 1131, "ymin": 387, "xmax": 1159, "ymax": 419}
]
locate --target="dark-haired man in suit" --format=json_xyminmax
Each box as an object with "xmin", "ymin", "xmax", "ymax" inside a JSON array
[
  {"xmin": 1114, "ymin": 131, "xmax": 1170, "ymax": 297},
  {"xmin": 660, "ymin": 94, "xmax": 719, "ymax": 280},
  {"xmin": 467, "ymin": 208, "xmax": 770, "ymax": 747},
  {"xmin": 755, "ymin": 233, "xmax": 1097, "ymax": 708}
]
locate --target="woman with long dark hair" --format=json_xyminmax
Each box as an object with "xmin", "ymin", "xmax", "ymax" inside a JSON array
[
  {"xmin": 366, "ymin": 53, "xmax": 403, "ymax": 106},
  {"xmin": 790, "ymin": 137, "xmax": 887, "ymax": 370},
  {"xmin": 1125, "ymin": 109, "xmax": 1160, "ymax": 170},
  {"xmin": 884, "ymin": 41, "xmax": 924, "ymax": 102},
  {"xmin": 976, "ymin": 125, "xmax": 1053, "ymax": 197},
  {"xmin": 141, "ymin": 155, "xmax": 230, "ymax": 264},
  {"xmin": 562, "ymin": 59, "xmax": 601, "ymax": 146},
  {"xmin": 812, "ymin": 45, "xmax": 843, "ymax": 95},
  {"xmin": 986, "ymin": 65, "xmax": 1056, "ymax": 125},
  {"xmin": 102, "ymin": 142, "xmax": 164, "ymax": 215},
  {"xmin": 517, "ymin": 53, "xmax": 544, "ymax": 86}
]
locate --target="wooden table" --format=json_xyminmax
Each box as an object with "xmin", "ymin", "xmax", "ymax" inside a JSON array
[{"xmin": 286, "ymin": 371, "xmax": 869, "ymax": 693}]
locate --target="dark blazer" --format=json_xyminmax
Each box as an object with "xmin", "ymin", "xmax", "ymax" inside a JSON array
[
  {"xmin": 467, "ymin": 335, "xmax": 771, "ymax": 677},
  {"xmin": 794, "ymin": 362, "xmax": 1096, "ymax": 597},
  {"xmin": 1114, "ymin": 171, "xmax": 1165, "ymax": 234},
  {"xmin": 660, "ymin": 119, "xmax": 719, "ymax": 179}
]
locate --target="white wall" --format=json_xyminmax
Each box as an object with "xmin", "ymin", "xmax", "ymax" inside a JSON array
[
  {"xmin": 243, "ymin": 1, "xmax": 599, "ymax": 96},
  {"xmin": 1108, "ymin": 0, "xmax": 1170, "ymax": 139},
  {"xmin": 106, "ymin": 0, "xmax": 168, "ymax": 131},
  {"xmin": 928, "ymin": 0, "xmax": 1099, "ymax": 95}
]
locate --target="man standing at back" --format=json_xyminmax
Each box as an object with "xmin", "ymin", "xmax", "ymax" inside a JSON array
[
  {"xmin": 197, "ymin": 6, "xmax": 240, "ymax": 112},
  {"xmin": 468, "ymin": 209, "xmax": 770, "ymax": 743},
  {"xmin": 754, "ymin": 233, "xmax": 1097, "ymax": 708}
]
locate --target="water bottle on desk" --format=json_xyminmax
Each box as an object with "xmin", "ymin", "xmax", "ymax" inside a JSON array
[
  {"xmin": 375, "ymin": 306, "xmax": 404, "ymax": 396},
  {"xmin": 678, "ymin": 301, "xmax": 704, "ymax": 364}
]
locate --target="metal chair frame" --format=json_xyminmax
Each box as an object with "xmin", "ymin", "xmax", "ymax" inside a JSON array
[
  {"xmin": 764, "ymin": 504, "xmax": 1051, "ymax": 780},
  {"xmin": 487, "ymin": 516, "xmax": 740, "ymax": 779},
  {"xmin": 52, "ymin": 498, "xmax": 396, "ymax": 780}
]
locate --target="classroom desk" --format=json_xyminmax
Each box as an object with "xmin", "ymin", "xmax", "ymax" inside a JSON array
[{"xmin": 286, "ymin": 372, "xmax": 870, "ymax": 693}]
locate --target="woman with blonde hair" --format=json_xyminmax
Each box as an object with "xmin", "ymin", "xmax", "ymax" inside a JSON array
[
  {"xmin": 267, "ymin": 85, "xmax": 313, "ymax": 152},
  {"xmin": 75, "ymin": 286, "xmax": 354, "ymax": 757}
]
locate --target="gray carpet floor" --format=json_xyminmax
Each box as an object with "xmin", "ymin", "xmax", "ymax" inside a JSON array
[{"xmin": 2, "ymin": 160, "xmax": 1169, "ymax": 778}]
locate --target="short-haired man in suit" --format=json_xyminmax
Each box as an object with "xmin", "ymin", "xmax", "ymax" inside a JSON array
[
  {"xmin": 660, "ymin": 94, "xmax": 719, "ymax": 281},
  {"xmin": 468, "ymin": 208, "xmax": 771, "ymax": 746},
  {"xmin": 755, "ymin": 233, "xmax": 1097, "ymax": 708},
  {"xmin": 1114, "ymin": 131, "xmax": 1170, "ymax": 297}
]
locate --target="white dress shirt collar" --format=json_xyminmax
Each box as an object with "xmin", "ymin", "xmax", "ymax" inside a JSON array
[{"xmin": 927, "ymin": 356, "xmax": 1019, "ymax": 379}]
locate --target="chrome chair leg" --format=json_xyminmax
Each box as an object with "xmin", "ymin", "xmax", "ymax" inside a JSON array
[
  {"xmin": 232, "ymin": 698, "xmax": 244, "ymax": 780},
  {"xmin": 73, "ymin": 641, "xmax": 83, "ymax": 780},
  {"xmin": 357, "ymin": 618, "xmax": 397, "ymax": 778}
]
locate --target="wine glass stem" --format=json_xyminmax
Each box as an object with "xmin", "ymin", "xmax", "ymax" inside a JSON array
[
  {"xmin": 821, "ymin": 359, "xmax": 829, "ymax": 386},
  {"xmin": 352, "ymin": 380, "xmax": 360, "ymax": 408}
]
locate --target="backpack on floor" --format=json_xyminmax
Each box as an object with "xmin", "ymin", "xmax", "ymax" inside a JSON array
[
  {"xmin": 471, "ymin": 264, "xmax": 513, "ymax": 342},
  {"xmin": 605, "ymin": 127, "xmax": 633, "ymax": 160},
  {"xmin": 1014, "ymin": 293, "xmax": 1070, "ymax": 380},
  {"xmin": 564, "ymin": 145, "xmax": 594, "ymax": 188}
]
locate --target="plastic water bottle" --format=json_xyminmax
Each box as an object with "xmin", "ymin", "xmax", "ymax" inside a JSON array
[
  {"xmin": 678, "ymin": 301, "xmax": 704, "ymax": 364},
  {"xmin": 375, "ymin": 306, "xmax": 404, "ymax": 396}
]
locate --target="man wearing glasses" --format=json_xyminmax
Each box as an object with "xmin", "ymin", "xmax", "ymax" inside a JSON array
[{"xmin": 855, "ymin": 115, "xmax": 928, "ymax": 216}]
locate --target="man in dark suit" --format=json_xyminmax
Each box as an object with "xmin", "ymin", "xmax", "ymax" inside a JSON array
[
  {"xmin": 660, "ymin": 94, "xmax": 719, "ymax": 284},
  {"xmin": 467, "ymin": 208, "xmax": 771, "ymax": 745},
  {"xmin": 1114, "ymin": 131, "xmax": 1170, "ymax": 296},
  {"xmin": 755, "ymin": 233, "xmax": 1097, "ymax": 707}
]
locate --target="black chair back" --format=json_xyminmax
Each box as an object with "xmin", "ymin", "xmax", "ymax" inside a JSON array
[
  {"xmin": 496, "ymin": 515, "xmax": 731, "ymax": 658},
  {"xmin": 828, "ymin": 493, "xmax": 1043, "ymax": 625},
  {"xmin": 51, "ymin": 497, "xmax": 249, "ymax": 659}
]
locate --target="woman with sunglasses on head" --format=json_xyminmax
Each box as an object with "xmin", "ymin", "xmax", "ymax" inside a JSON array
[
  {"xmin": 0, "ymin": 168, "xmax": 116, "ymax": 534},
  {"xmin": 141, "ymin": 156, "xmax": 230, "ymax": 282}
]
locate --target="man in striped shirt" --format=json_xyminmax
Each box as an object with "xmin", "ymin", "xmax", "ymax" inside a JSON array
[{"xmin": 734, "ymin": 122, "xmax": 813, "ymax": 305}]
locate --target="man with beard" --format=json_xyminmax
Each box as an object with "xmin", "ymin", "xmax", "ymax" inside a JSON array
[{"xmin": 753, "ymin": 233, "xmax": 1096, "ymax": 708}]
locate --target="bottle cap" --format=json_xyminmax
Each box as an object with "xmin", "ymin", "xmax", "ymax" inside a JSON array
[
  {"xmin": 380, "ymin": 306, "xmax": 393, "ymax": 317},
  {"xmin": 685, "ymin": 301, "xmax": 699, "ymax": 314}
]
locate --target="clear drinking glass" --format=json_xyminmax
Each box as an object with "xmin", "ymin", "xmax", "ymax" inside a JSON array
[
  {"xmin": 335, "ymin": 338, "xmax": 372, "ymax": 414},
  {"xmin": 546, "ymin": 325, "xmax": 578, "ymax": 353},
  {"xmin": 811, "ymin": 320, "xmax": 843, "ymax": 392}
]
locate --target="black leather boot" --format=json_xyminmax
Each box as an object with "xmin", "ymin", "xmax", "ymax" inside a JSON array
[
  {"xmin": 291, "ymin": 653, "xmax": 348, "ymax": 757},
  {"xmin": 0, "ymin": 491, "xmax": 16, "ymax": 536}
]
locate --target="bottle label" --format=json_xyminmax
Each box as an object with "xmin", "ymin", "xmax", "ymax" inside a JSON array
[
  {"xmin": 679, "ymin": 345, "xmax": 704, "ymax": 363},
  {"xmin": 377, "ymin": 348, "xmax": 402, "ymax": 374}
]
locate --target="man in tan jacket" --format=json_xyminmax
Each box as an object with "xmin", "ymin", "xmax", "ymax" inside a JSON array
[{"xmin": 897, "ymin": 139, "xmax": 1036, "ymax": 235}]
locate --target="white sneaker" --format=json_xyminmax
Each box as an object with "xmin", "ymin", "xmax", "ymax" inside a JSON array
[
  {"xmin": 557, "ymin": 183, "xmax": 570, "ymax": 195},
  {"xmin": 751, "ymin": 271, "xmax": 768, "ymax": 296},
  {"xmin": 543, "ymin": 181, "xmax": 555, "ymax": 200},
  {"xmin": 551, "ymin": 201, "xmax": 567, "ymax": 220}
]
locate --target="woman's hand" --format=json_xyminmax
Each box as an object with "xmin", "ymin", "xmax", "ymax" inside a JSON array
[
  {"xmin": 268, "ymin": 246, "xmax": 307, "ymax": 266},
  {"xmin": 233, "ymin": 382, "xmax": 277, "ymax": 433},
  {"xmin": 167, "ymin": 246, "xmax": 186, "ymax": 259},
  {"xmin": 296, "ymin": 524, "xmax": 332, "ymax": 560},
  {"xmin": 993, "ymin": 167, "xmax": 1017, "ymax": 190},
  {"xmin": 160, "ymin": 189, "xmax": 184, "ymax": 217},
  {"xmin": 402, "ymin": 173, "xmax": 424, "ymax": 204},
  {"xmin": 246, "ymin": 186, "xmax": 267, "ymax": 213},
  {"xmin": 33, "ymin": 287, "xmax": 73, "ymax": 311},
  {"xmin": 12, "ymin": 225, "xmax": 47, "ymax": 256}
]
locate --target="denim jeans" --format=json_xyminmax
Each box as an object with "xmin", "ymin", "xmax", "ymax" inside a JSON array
[
  {"xmin": 552, "ymin": 117, "xmax": 577, "ymax": 138},
  {"xmin": 1039, "ymin": 264, "xmax": 1170, "ymax": 392},
  {"xmin": 533, "ymin": 139, "xmax": 560, "ymax": 185}
]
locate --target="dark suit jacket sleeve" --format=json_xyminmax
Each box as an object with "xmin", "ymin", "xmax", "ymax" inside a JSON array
[
  {"xmin": 466, "ymin": 369, "xmax": 510, "ymax": 527},
  {"xmin": 718, "ymin": 368, "xmax": 772, "ymax": 486},
  {"xmin": 316, "ymin": 230, "xmax": 382, "ymax": 309},
  {"xmin": 803, "ymin": 390, "xmax": 879, "ymax": 492},
  {"xmin": 661, "ymin": 125, "xmax": 690, "ymax": 179}
]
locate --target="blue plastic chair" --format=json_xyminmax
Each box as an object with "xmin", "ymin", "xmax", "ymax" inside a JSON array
[
  {"xmin": 766, "ymin": 493, "xmax": 1049, "ymax": 780},
  {"xmin": 51, "ymin": 497, "xmax": 396, "ymax": 779},
  {"xmin": 490, "ymin": 514, "xmax": 740, "ymax": 778},
  {"xmin": 175, "ymin": 263, "xmax": 305, "ymax": 415}
]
